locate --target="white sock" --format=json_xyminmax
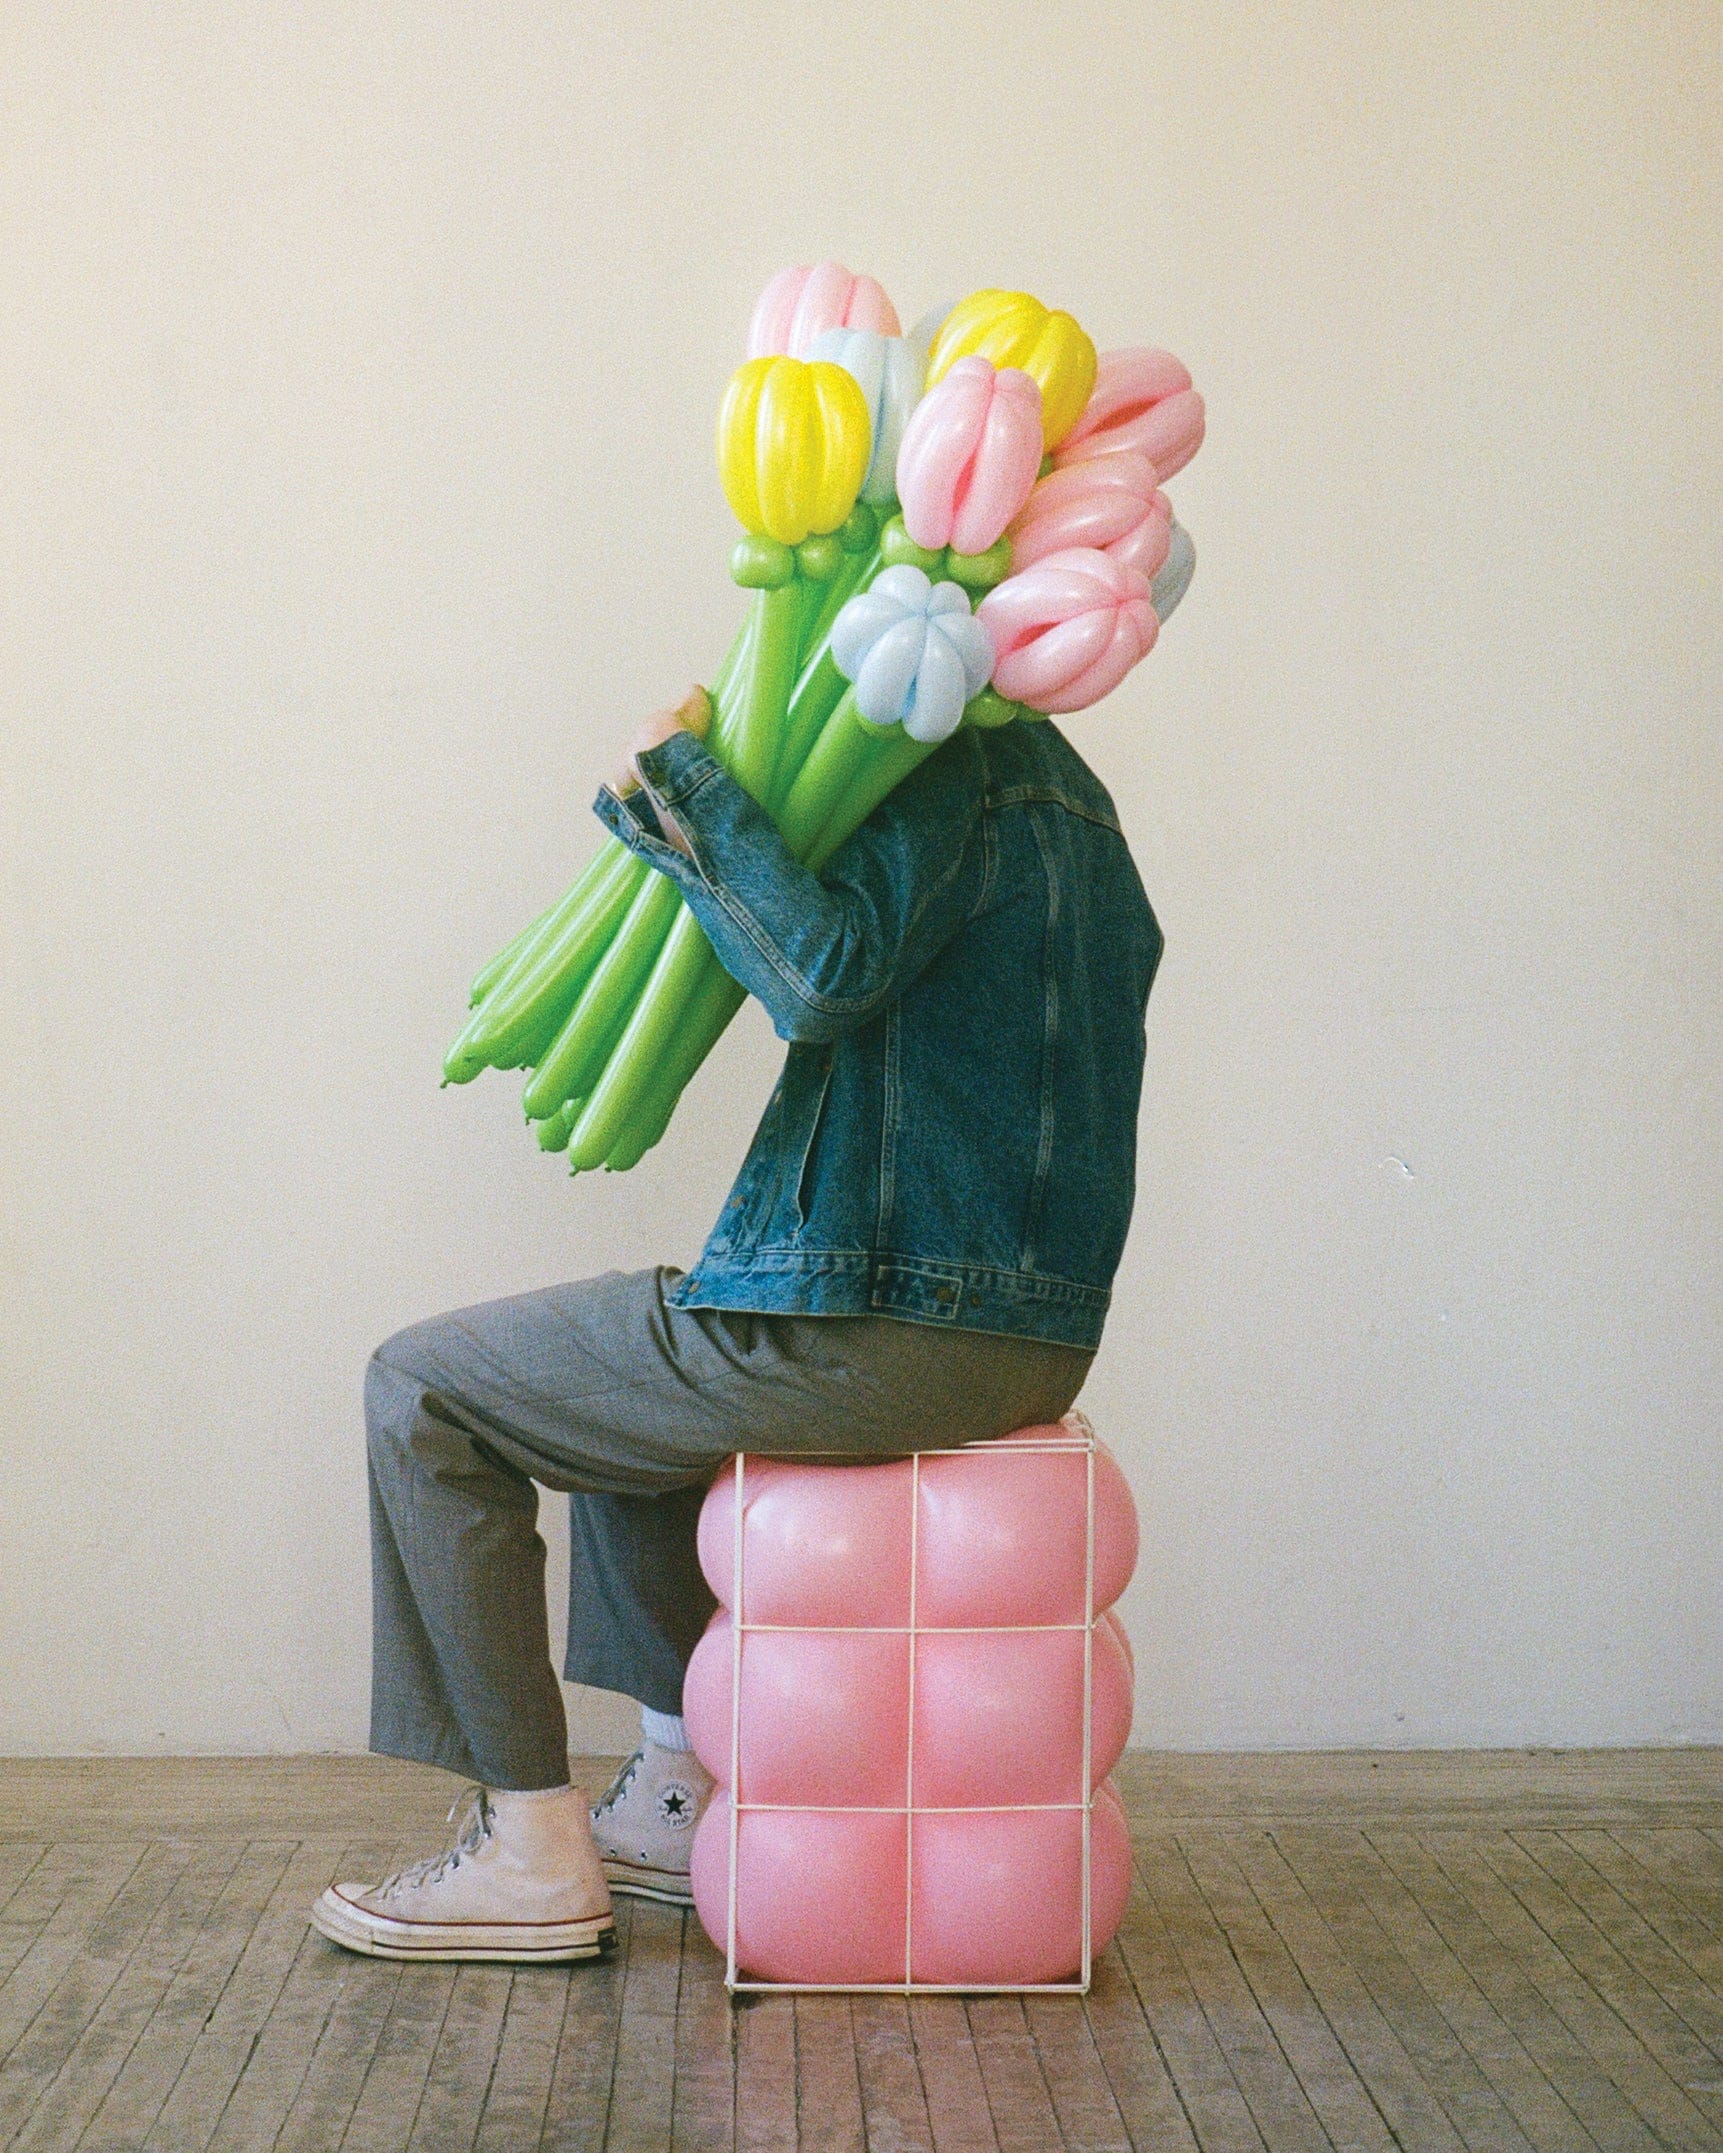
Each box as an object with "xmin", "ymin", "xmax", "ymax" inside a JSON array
[{"xmin": 641, "ymin": 1706, "xmax": 691, "ymax": 1752}]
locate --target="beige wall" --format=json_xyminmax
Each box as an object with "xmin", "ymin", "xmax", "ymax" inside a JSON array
[{"xmin": 2, "ymin": 2, "xmax": 1717, "ymax": 1757}]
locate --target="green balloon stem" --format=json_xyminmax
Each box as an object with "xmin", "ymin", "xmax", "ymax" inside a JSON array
[
  {"xmin": 519, "ymin": 872, "xmax": 681, "ymax": 1121},
  {"xmin": 443, "ymin": 841, "xmax": 642, "ymax": 1082},
  {"xmin": 566, "ymin": 908, "xmax": 715, "ymax": 1172},
  {"xmin": 469, "ymin": 903, "xmax": 552, "ymax": 1008},
  {"xmin": 596, "ymin": 957, "xmax": 746, "ymax": 1171}
]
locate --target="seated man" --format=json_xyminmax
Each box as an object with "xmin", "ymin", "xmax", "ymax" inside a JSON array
[{"xmin": 311, "ymin": 683, "xmax": 1163, "ymax": 1961}]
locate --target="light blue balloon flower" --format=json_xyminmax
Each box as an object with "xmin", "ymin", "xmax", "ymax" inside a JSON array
[
  {"xmin": 1150, "ymin": 519, "xmax": 1196, "ymax": 623},
  {"xmin": 829, "ymin": 564, "xmax": 995, "ymax": 745},
  {"xmin": 807, "ymin": 328, "xmax": 925, "ymax": 508}
]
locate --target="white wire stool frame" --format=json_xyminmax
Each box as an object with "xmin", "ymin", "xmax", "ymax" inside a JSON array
[{"xmin": 723, "ymin": 1412, "xmax": 1099, "ymax": 1997}]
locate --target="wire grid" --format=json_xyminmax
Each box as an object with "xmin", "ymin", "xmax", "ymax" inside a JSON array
[{"xmin": 724, "ymin": 1413, "xmax": 1099, "ymax": 1995}]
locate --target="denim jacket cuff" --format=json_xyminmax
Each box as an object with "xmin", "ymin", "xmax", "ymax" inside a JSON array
[
  {"xmin": 633, "ymin": 728, "xmax": 725, "ymax": 809},
  {"xmin": 592, "ymin": 783, "xmax": 695, "ymax": 881}
]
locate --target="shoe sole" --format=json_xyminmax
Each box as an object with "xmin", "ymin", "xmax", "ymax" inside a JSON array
[
  {"xmin": 601, "ymin": 1857, "xmax": 695, "ymax": 1910},
  {"xmin": 309, "ymin": 1892, "xmax": 615, "ymax": 1964}
]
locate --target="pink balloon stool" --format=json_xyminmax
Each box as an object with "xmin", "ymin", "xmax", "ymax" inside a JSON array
[{"xmin": 681, "ymin": 1413, "xmax": 1138, "ymax": 1993}]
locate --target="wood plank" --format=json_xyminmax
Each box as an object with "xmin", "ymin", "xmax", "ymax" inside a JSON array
[
  {"xmin": 1603, "ymin": 1830, "xmax": 1723, "ymax": 1952},
  {"xmin": 734, "ymin": 1993, "xmax": 798, "ymax": 2153},
  {"xmin": 1116, "ymin": 1750, "xmax": 1723, "ymax": 1830},
  {"xmin": 1477, "ymin": 1832, "xmax": 1723, "ymax": 2125},
  {"xmin": 332, "ymin": 1959, "xmax": 459, "ymax": 2152},
  {"xmin": 1223, "ymin": 1830, "xmax": 1469, "ymax": 2153},
  {"xmin": 535, "ymin": 1893, "xmax": 631, "ymax": 2149},
  {"xmin": 6, "ymin": 1834, "xmax": 236, "ymax": 2153},
  {"xmin": 1109, "ymin": 1847, "xmax": 1266, "ymax": 2152},
  {"xmin": 74, "ymin": 1839, "xmax": 297, "ymax": 2153},
  {"xmin": 1331, "ymin": 1827, "xmax": 1601, "ymax": 2153},
  {"xmin": 2, "ymin": 1749, "xmax": 1716, "ymax": 1845},
  {"xmin": 0, "ymin": 1849, "xmax": 48, "ymax": 1920},
  {"xmin": 0, "ymin": 1840, "xmax": 188, "ymax": 2136},
  {"xmin": 1419, "ymin": 1827, "xmax": 1721, "ymax": 2151},
  {"xmin": 1369, "ymin": 1827, "xmax": 1666, "ymax": 2153},
  {"xmin": 669, "ymin": 1917, "xmax": 735, "ymax": 2153},
  {"xmin": 0, "ymin": 1758, "xmax": 482, "ymax": 1844},
  {"xmin": 1142, "ymin": 1829, "xmax": 1350, "ymax": 2153},
  {"xmin": 851, "ymin": 1995, "xmax": 934, "ymax": 2153},
  {"xmin": 0, "ymin": 1845, "xmax": 146, "ymax": 2070},
  {"xmin": 405, "ymin": 1963, "xmax": 513, "ymax": 2151},
  {"xmin": 1268, "ymin": 1824, "xmax": 1538, "ymax": 2151},
  {"xmin": 140, "ymin": 1835, "xmax": 366, "ymax": 2152},
  {"xmin": 965, "ymin": 1998, "xmax": 1062, "ymax": 2153},
  {"xmin": 1177, "ymin": 1828, "xmax": 1398, "ymax": 2152},
  {"xmin": 1520, "ymin": 1831, "xmax": 1723, "ymax": 2058},
  {"xmin": 907, "ymin": 1994, "xmax": 998, "ymax": 2153},
  {"xmin": 1024, "ymin": 1992, "xmax": 1134, "ymax": 2151},
  {"xmin": 604, "ymin": 1898, "xmax": 684, "ymax": 2151},
  {"xmin": 795, "ymin": 1994, "xmax": 865, "ymax": 2152},
  {"xmin": 1078, "ymin": 1939, "xmax": 1201, "ymax": 2153},
  {"xmin": 470, "ymin": 1964, "xmax": 568, "ymax": 2152},
  {"xmin": 271, "ymin": 1947, "xmax": 404, "ymax": 2151},
  {"xmin": 200, "ymin": 1835, "xmax": 403, "ymax": 2152}
]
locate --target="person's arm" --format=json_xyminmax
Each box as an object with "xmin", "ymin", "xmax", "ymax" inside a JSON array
[{"xmin": 594, "ymin": 717, "xmax": 985, "ymax": 1045}]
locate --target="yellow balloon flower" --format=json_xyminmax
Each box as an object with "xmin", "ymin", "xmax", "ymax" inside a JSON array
[
  {"xmin": 925, "ymin": 290, "xmax": 1098, "ymax": 451},
  {"xmin": 716, "ymin": 357, "xmax": 871, "ymax": 546}
]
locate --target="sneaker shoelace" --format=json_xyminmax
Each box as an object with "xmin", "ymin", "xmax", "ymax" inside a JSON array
[
  {"xmin": 375, "ymin": 1785, "xmax": 494, "ymax": 1900},
  {"xmin": 591, "ymin": 1748, "xmax": 644, "ymax": 1819}
]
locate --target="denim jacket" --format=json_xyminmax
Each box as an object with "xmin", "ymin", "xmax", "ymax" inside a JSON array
[{"xmin": 594, "ymin": 718, "xmax": 1163, "ymax": 1350}]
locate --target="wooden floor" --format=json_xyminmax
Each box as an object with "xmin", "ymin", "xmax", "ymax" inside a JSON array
[{"xmin": 2, "ymin": 1753, "xmax": 1721, "ymax": 2151}]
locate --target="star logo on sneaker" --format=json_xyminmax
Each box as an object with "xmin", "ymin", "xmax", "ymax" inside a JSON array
[{"xmin": 657, "ymin": 1781, "xmax": 697, "ymax": 1829}]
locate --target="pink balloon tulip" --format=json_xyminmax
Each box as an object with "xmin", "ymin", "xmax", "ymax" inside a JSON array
[
  {"xmin": 911, "ymin": 1619, "xmax": 1133, "ymax": 1807},
  {"xmin": 908, "ymin": 1784, "xmax": 1133, "ymax": 1986},
  {"xmin": 1054, "ymin": 346, "xmax": 1206, "ymax": 483},
  {"xmin": 978, "ymin": 548, "xmax": 1158, "ymax": 714},
  {"xmin": 747, "ymin": 262, "xmax": 901, "ymax": 359},
  {"xmin": 1006, "ymin": 449, "xmax": 1172, "ymax": 583},
  {"xmin": 895, "ymin": 357, "xmax": 1044, "ymax": 557}
]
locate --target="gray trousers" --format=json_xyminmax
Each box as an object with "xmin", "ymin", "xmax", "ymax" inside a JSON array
[{"xmin": 366, "ymin": 1266, "xmax": 1093, "ymax": 1789}]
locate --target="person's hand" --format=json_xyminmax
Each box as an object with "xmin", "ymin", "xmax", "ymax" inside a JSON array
[{"xmin": 607, "ymin": 685, "xmax": 711, "ymax": 799}]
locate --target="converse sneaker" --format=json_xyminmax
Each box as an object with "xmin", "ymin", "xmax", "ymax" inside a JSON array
[
  {"xmin": 309, "ymin": 1784, "xmax": 615, "ymax": 1962},
  {"xmin": 590, "ymin": 1740, "xmax": 714, "ymax": 1907}
]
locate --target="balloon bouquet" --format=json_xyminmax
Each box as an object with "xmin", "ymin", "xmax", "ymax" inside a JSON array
[{"xmin": 443, "ymin": 265, "xmax": 1203, "ymax": 1165}]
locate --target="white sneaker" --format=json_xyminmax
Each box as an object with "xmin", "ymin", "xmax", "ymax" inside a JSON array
[
  {"xmin": 590, "ymin": 1741, "xmax": 714, "ymax": 1907},
  {"xmin": 309, "ymin": 1784, "xmax": 615, "ymax": 1962}
]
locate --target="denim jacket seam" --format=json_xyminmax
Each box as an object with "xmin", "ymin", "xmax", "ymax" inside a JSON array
[
  {"xmin": 684, "ymin": 824, "xmax": 978, "ymax": 1024},
  {"xmin": 986, "ymin": 783, "xmax": 1123, "ymax": 836},
  {"xmin": 1023, "ymin": 813, "xmax": 1062, "ymax": 1270},
  {"xmin": 633, "ymin": 734, "xmax": 724, "ymax": 809},
  {"xmin": 690, "ymin": 1246, "xmax": 1111, "ymax": 1303}
]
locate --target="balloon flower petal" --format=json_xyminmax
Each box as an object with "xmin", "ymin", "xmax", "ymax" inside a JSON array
[
  {"xmin": 717, "ymin": 356, "xmax": 872, "ymax": 545},
  {"xmin": 895, "ymin": 358, "xmax": 1043, "ymax": 557},
  {"xmin": 748, "ymin": 262, "xmax": 902, "ymax": 359},
  {"xmin": 925, "ymin": 289, "xmax": 1098, "ymax": 450},
  {"xmin": 1149, "ymin": 519, "xmax": 1196, "ymax": 623},
  {"xmin": 830, "ymin": 565, "xmax": 996, "ymax": 744},
  {"xmin": 1007, "ymin": 450, "xmax": 1171, "ymax": 582},
  {"xmin": 978, "ymin": 547, "xmax": 1158, "ymax": 715},
  {"xmin": 808, "ymin": 328, "xmax": 925, "ymax": 507},
  {"xmin": 1054, "ymin": 347, "xmax": 1205, "ymax": 483}
]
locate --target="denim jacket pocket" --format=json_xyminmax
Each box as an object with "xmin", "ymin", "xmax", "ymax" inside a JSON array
[{"xmin": 790, "ymin": 1047, "xmax": 834, "ymax": 1234}]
